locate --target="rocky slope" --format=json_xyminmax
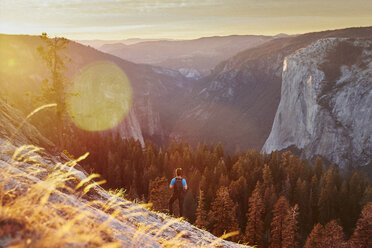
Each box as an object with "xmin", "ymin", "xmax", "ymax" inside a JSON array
[
  {"xmin": 97, "ymin": 35, "xmax": 273, "ymax": 79},
  {"xmin": 0, "ymin": 97, "xmax": 248, "ymax": 248},
  {"xmin": 170, "ymin": 27, "xmax": 372, "ymax": 153},
  {"xmin": 262, "ymin": 38, "xmax": 372, "ymax": 168}
]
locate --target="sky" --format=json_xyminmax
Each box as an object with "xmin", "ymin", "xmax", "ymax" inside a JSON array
[{"xmin": 1, "ymin": 0, "xmax": 371, "ymax": 40}]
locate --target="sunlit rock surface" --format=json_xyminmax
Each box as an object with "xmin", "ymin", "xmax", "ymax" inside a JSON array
[
  {"xmin": 112, "ymin": 108, "xmax": 144, "ymax": 145},
  {"xmin": 0, "ymin": 98, "xmax": 53, "ymax": 148},
  {"xmin": 263, "ymin": 38, "xmax": 372, "ymax": 168}
]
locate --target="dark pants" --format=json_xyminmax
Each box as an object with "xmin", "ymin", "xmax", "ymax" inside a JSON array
[{"xmin": 169, "ymin": 192, "xmax": 184, "ymax": 216}]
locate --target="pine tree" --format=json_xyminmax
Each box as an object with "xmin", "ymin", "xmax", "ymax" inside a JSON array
[
  {"xmin": 304, "ymin": 223, "xmax": 324, "ymax": 248},
  {"xmin": 294, "ymin": 178, "xmax": 311, "ymax": 234},
  {"xmin": 304, "ymin": 220, "xmax": 346, "ymax": 248},
  {"xmin": 229, "ymin": 176, "xmax": 248, "ymax": 228},
  {"xmin": 341, "ymin": 172, "xmax": 368, "ymax": 235},
  {"xmin": 262, "ymin": 163, "xmax": 277, "ymax": 246},
  {"xmin": 208, "ymin": 186, "xmax": 239, "ymax": 238},
  {"xmin": 350, "ymin": 202, "xmax": 372, "ymax": 248},
  {"xmin": 318, "ymin": 167, "xmax": 340, "ymax": 224},
  {"xmin": 195, "ymin": 190, "xmax": 209, "ymax": 229},
  {"xmin": 148, "ymin": 177, "xmax": 171, "ymax": 212},
  {"xmin": 263, "ymin": 164, "xmax": 274, "ymax": 187},
  {"xmin": 313, "ymin": 156, "xmax": 325, "ymax": 180},
  {"xmin": 245, "ymin": 182, "xmax": 264, "ymax": 247},
  {"xmin": 262, "ymin": 184, "xmax": 277, "ymax": 246},
  {"xmin": 323, "ymin": 220, "xmax": 346, "ymax": 248},
  {"xmin": 310, "ymin": 175, "xmax": 320, "ymax": 224},
  {"xmin": 269, "ymin": 196, "xmax": 290, "ymax": 248},
  {"xmin": 38, "ymin": 33, "xmax": 70, "ymax": 149},
  {"xmin": 283, "ymin": 204, "xmax": 299, "ymax": 248}
]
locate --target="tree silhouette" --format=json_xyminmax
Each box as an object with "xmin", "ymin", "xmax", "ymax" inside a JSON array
[{"xmin": 38, "ymin": 32, "xmax": 70, "ymax": 149}]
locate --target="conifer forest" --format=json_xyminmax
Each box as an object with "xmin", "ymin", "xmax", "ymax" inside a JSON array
[{"xmin": 66, "ymin": 131, "xmax": 371, "ymax": 247}]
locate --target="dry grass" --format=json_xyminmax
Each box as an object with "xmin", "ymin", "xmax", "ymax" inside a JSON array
[
  {"xmin": 0, "ymin": 104, "xmax": 244, "ymax": 248},
  {"xmin": 0, "ymin": 144, "xmax": 120, "ymax": 247}
]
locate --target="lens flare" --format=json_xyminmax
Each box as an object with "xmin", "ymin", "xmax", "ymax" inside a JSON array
[
  {"xmin": 67, "ymin": 61, "xmax": 132, "ymax": 131},
  {"xmin": 8, "ymin": 58, "xmax": 15, "ymax": 67}
]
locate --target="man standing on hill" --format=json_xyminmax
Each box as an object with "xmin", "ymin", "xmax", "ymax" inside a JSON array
[{"xmin": 169, "ymin": 168, "xmax": 188, "ymax": 217}]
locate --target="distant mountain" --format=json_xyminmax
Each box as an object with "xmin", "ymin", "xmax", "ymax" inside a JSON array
[
  {"xmin": 262, "ymin": 37, "xmax": 372, "ymax": 168},
  {"xmin": 77, "ymin": 38, "xmax": 169, "ymax": 49},
  {"xmin": 170, "ymin": 27, "xmax": 372, "ymax": 161},
  {"xmin": 97, "ymin": 35, "xmax": 274, "ymax": 79}
]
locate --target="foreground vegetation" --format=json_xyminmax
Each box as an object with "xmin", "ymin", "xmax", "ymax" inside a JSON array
[{"xmin": 0, "ymin": 141, "xmax": 249, "ymax": 247}]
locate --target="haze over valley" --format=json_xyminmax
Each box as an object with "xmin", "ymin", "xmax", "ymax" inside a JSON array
[{"xmin": 1, "ymin": 1, "xmax": 371, "ymax": 247}]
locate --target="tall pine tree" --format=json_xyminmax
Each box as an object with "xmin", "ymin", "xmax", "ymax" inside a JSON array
[
  {"xmin": 269, "ymin": 196, "xmax": 290, "ymax": 248},
  {"xmin": 283, "ymin": 204, "xmax": 299, "ymax": 248},
  {"xmin": 349, "ymin": 202, "xmax": 371, "ymax": 248},
  {"xmin": 195, "ymin": 190, "xmax": 209, "ymax": 229},
  {"xmin": 148, "ymin": 177, "xmax": 171, "ymax": 212},
  {"xmin": 208, "ymin": 186, "xmax": 239, "ymax": 238},
  {"xmin": 38, "ymin": 33, "xmax": 70, "ymax": 149},
  {"xmin": 245, "ymin": 181, "xmax": 264, "ymax": 247}
]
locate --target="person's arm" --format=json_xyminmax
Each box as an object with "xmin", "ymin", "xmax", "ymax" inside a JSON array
[
  {"xmin": 169, "ymin": 178, "xmax": 175, "ymax": 189},
  {"xmin": 183, "ymin": 179, "xmax": 188, "ymax": 190}
]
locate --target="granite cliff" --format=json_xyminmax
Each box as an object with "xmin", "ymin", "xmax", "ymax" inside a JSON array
[
  {"xmin": 262, "ymin": 38, "xmax": 372, "ymax": 168},
  {"xmin": 170, "ymin": 27, "xmax": 372, "ymax": 156}
]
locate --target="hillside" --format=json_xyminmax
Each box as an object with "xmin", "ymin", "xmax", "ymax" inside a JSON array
[
  {"xmin": 0, "ymin": 97, "xmax": 248, "ymax": 247},
  {"xmin": 170, "ymin": 27, "xmax": 372, "ymax": 157},
  {"xmin": 0, "ymin": 34, "xmax": 192, "ymax": 146}
]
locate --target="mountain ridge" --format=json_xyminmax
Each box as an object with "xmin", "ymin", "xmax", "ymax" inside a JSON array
[{"xmin": 170, "ymin": 26, "xmax": 372, "ymax": 160}]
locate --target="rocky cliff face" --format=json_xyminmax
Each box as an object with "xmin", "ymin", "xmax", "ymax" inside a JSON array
[
  {"xmin": 171, "ymin": 27, "xmax": 372, "ymax": 153},
  {"xmin": 262, "ymin": 38, "xmax": 372, "ymax": 168}
]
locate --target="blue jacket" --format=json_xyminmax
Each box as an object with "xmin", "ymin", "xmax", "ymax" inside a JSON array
[{"xmin": 170, "ymin": 177, "xmax": 187, "ymax": 188}]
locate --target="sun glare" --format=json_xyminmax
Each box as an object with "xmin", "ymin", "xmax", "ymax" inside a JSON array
[
  {"xmin": 67, "ymin": 61, "xmax": 132, "ymax": 131},
  {"xmin": 7, "ymin": 58, "xmax": 15, "ymax": 67}
]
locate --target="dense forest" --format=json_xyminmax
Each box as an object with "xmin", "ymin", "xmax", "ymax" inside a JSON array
[{"xmin": 65, "ymin": 130, "xmax": 371, "ymax": 247}]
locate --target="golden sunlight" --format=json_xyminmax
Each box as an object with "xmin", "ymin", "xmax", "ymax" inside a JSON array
[
  {"xmin": 7, "ymin": 58, "xmax": 16, "ymax": 67},
  {"xmin": 67, "ymin": 61, "xmax": 132, "ymax": 131}
]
